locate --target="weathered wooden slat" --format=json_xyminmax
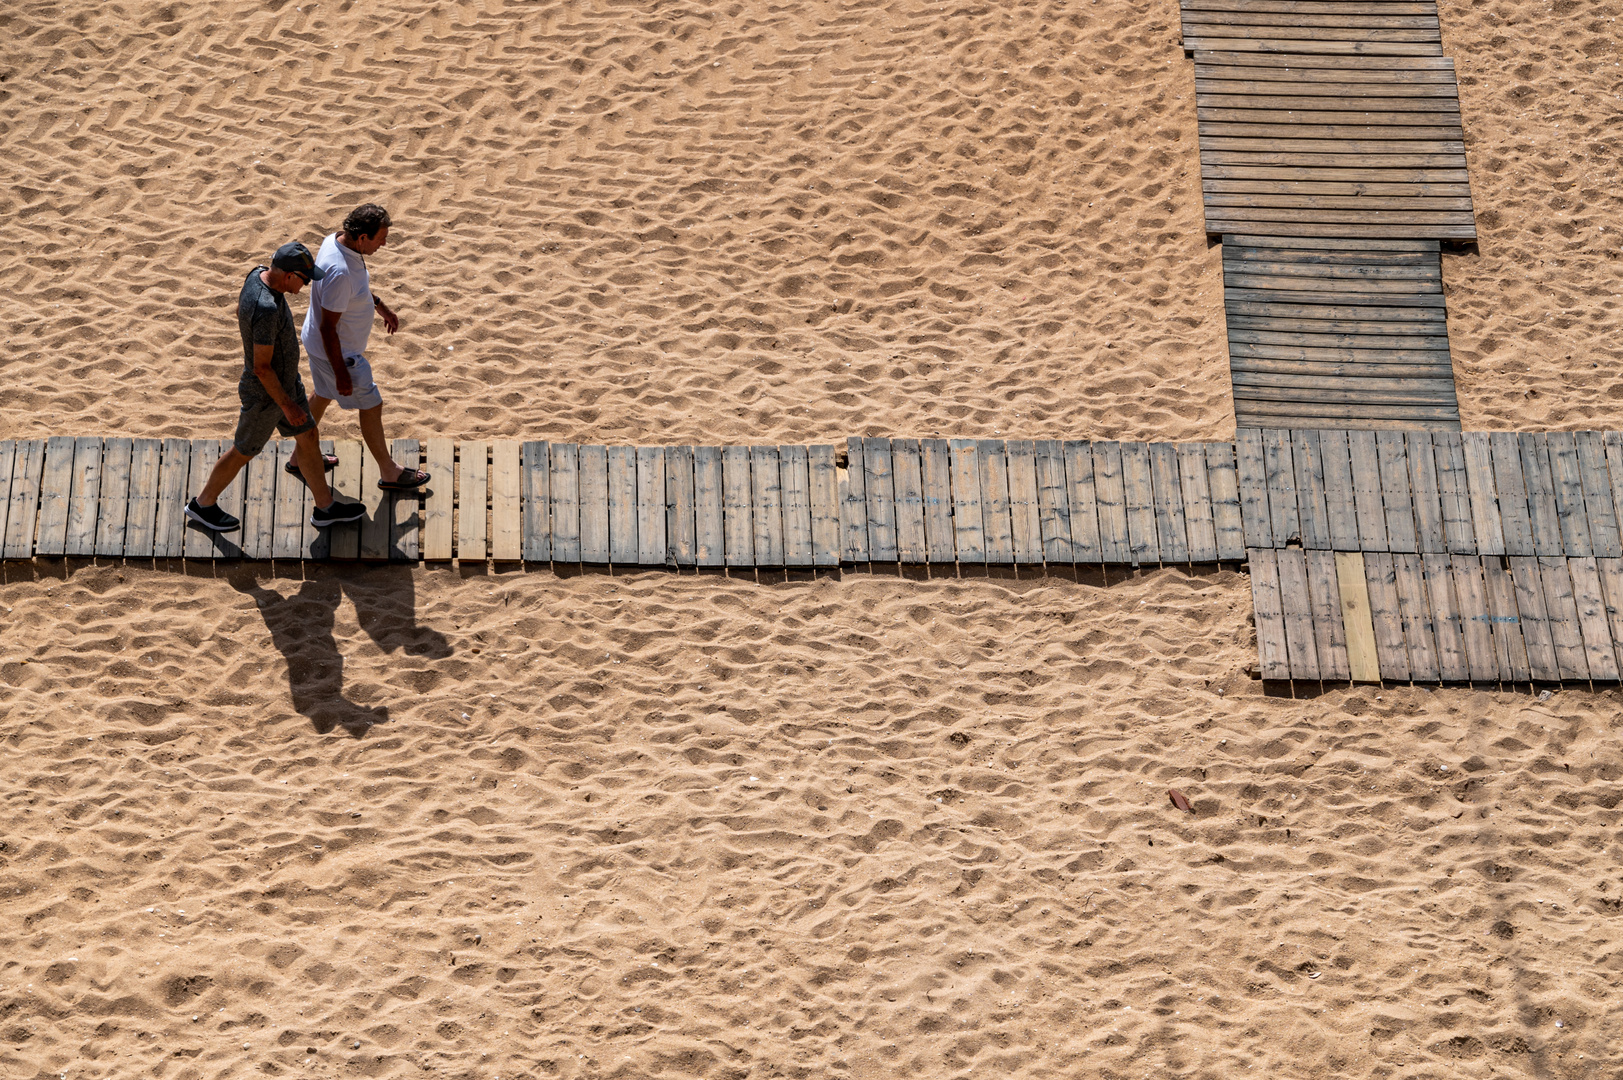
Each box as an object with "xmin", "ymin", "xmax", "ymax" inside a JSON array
[
  {"xmin": 1315, "ymin": 429, "xmax": 1358, "ymax": 550},
  {"xmin": 1506, "ymin": 556, "xmax": 1558, "ymax": 681},
  {"xmin": 1031, "ymin": 440, "xmax": 1071, "ymax": 564},
  {"xmin": 637, "ymin": 445, "xmax": 667, "ymax": 566},
  {"xmin": 1121, "ymin": 442, "xmax": 1160, "ymax": 564},
  {"xmin": 1261, "ymin": 429, "xmax": 1300, "ymax": 545},
  {"xmin": 1185, "ymin": 13, "xmax": 1441, "ymax": 32},
  {"xmin": 1249, "ymin": 548, "xmax": 1291, "ymax": 679},
  {"xmin": 1519, "ymin": 434, "xmax": 1563, "ymax": 556},
  {"xmin": 1092, "ymin": 441, "xmax": 1132, "ymax": 564},
  {"xmin": 1237, "ymin": 404, "xmax": 1460, "ymax": 425},
  {"xmin": 1232, "ymin": 379, "xmax": 1460, "ymax": 402},
  {"xmin": 1445, "ymin": 555, "xmax": 1495, "ymax": 682},
  {"xmin": 1424, "ymin": 552, "xmax": 1469, "ymax": 681},
  {"xmin": 1487, "ymin": 432, "xmax": 1533, "ymax": 556},
  {"xmin": 1363, "ymin": 551, "xmax": 1410, "ymax": 680},
  {"xmin": 521, "ymin": 441, "xmax": 551, "ymax": 563},
  {"xmin": 1458, "ymin": 432, "xmax": 1502, "ymax": 556},
  {"xmin": 1405, "ymin": 431, "xmax": 1446, "ymax": 553},
  {"xmin": 0, "ymin": 442, "xmax": 11, "ymax": 555},
  {"xmin": 1538, "ymin": 556, "xmax": 1589, "ymax": 681},
  {"xmin": 34, "ymin": 435, "xmax": 78, "ymax": 557},
  {"xmin": 271, "ymin": 442, "xmax": 304, "ymax": 561},
  {"xmin": 978, "ymin": 440, "xmax": 1016, "ymax": 565},
  {"xmin": 456, "ymin": 441, "xmax": 490, "ymax": 562},
  {"xmin": 1065, "ymin": 441, "xmax": 1104, "ymax": 563},
  {"xmin": 93, "ymin": 437, "xmax": 132, "ymax": 558},
  {"xmin": 694, "ymin": 446, "xmax": 725, "ymax": 568},
  {"xmin": 301, "ymin": 439, "xmax": 335, "ymax": 561},
  {"xmin": 1596, "ymin": 558, "xmax": 1623, "ymax": 679},
  {"xmin": 359, "ymin": 445, "xmax": 389, "ymax": 562},
  {"xmin": 1306, "ymin": 548, "xmax": 1350, "ymax": 680},
  {"xmin": 212, "ymin": 440, "xmax": 246, "ymax": 560},
  {"xmin": 150, "ymin": 438, "xmax": 190, "ymax": 560},
  {"xmin": 1149, "ymin": 443, "xmax": 1190, "ymax": 563},
  {"xmin": 807, "ymin": 444, "xmax": 841, "ymax": 567},
  {"xmin": 1277, "ymin": 548, "xmax": 1322, "ymax": 680},
  {"xmin": 578, "ymin": 444, "xmax": 610, "ymax": 564},
  {"xmin": 604, "ymin": 445, "xmax": 638, "ymax": 565},
  {"xmin": 891, "ymin": 439, "xmax": 928, "ymax": 564},
  {"xmin": 1006, "ymin": 440, "xmax": 1044, "ymax": 565},
  {"xmin": 1482, "ymin": 556, "xmax": 1530, "ymax": 683},
  {"xmin": 390, "ymin": 440, "xmax": 421, "ymax": 562},
  {"xmin": 1335, "ymin": 551, "xmax": 1381, "ymax": 681},
  {"xmin": 122, "ymin": 438, "xmax": 162, "ymax": 559},
  {"xmin": 861, "ymin": 437, "xmax": 898, "ymax": 564},
  {"xmin": 1236, "ymin": 428, "xmax": 1273, "ymax": 548},
  {"xmin": 780, "ymin": 444, "xmax": 813, "ymax": 568},
  {"xmin": 1206, "ymin": 442, "xmax": 1246, "ymax": 561},
  {"xmin": 920, "ymin": 439, "xmax": 956, "ymax": 564},
  {"xmin": 841, "ymin": 438, "xmax": 869, "ymax": 563},
  {"xmin": 180, "ymin": 440, "xmax": 223, "ymax": 560},
  {"xmin": 1224, "ymin": 246, "xmax": 1449, "ymax": 265},
  {"xmin": 237, "ymin": 446, "xmax": 275, "ymax": 560},
  {"xmin": 1193, "ymin": 51, "xmax": 1458, "ymax": 71},
  {"xmin": 948, "ymin": 439, "xmax": 983, "ymax": 564},
  {"xmin": 1177, "ymin": 443, "xmax": 1218, "ymax": 563},
  {"xmin": 549, "ymin": 442, "xmax": 582, "ymax": 563},
  {"xmin": 1184, "ymin": 38, "xmax": 1445, "ymax": 57},
  {"xmin": 490, "ymin": 440, "xmax": 522, "ymax": 563},
  {"xmin": 750, "ymin": 444, "xmax": 784, "ymax": 568},
  {"xmin": 1568, "ymin": 557, "xmax": 1619, "ymax": 681},
  {"xmin": 667, "ymin": 445, "xmax": 698, "ymax": 567},
  {"xmin": 721, "ymin": 445, "xmax": 753, "ymax": 568},
  {"xmin": 1391, "ymin": 552, "xmax": 1438, "ymax": 681},
  {"xmin": 1375, "ymin": 430, "xmax": 1416, "ymax": 552},
  {"xmin": 1290, "ymin": 429, "xmax": 1329, "ymax": 550},
  {"xmin": 421, "ymin": 438, "xmax": 456, "ymax": 561},
  {"xmin": 1545, "ymin": 432, "xmax": 1592, "ymax": 558},
  {"xmin": 1575, "ymin": 432, "xmax": 1621, "ymax": 558},
  {"xmin": 1604, "ymin": 434, "xmax": 1623, "ymax": 562},
  {"xmin": 62, "ymin": 436, "xmax": 103, "ymax": 558},
  {"xmin": 317, "ymin": 439, "xmax": 360, "ymax": 560},
  {"xmin": 1430, "ymin": 431, "xmax": 1473, "ymax": 555}
]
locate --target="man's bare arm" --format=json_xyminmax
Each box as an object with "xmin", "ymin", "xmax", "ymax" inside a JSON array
[
  {"xmin": 317, "ymin": 306, "xmax": 354, "ymax": 396},
  {"xmin": 252, "ymin": 343, "xmax": 309, "ymax": 428}
]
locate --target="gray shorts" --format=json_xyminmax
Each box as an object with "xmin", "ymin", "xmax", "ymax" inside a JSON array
[{"xmin": 234, "ymin": 380, "xmax": 315, "ymax": 457}]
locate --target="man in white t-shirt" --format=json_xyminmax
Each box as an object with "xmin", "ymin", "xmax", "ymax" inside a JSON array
[{"xmin": 300, "ymin": 203, "xmax": 429, "ymax": 490}]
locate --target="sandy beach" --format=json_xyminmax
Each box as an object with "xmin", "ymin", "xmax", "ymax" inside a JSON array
[{"xmin": 2, "ymin": 0, "xmax": 1622, "ymax": 1076}]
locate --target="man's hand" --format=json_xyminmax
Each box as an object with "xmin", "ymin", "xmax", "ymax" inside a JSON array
[
  {"xmin": 374, "ymin": 296, "xmax": 400, "ymax": 335},
  {"xmin": 319, "ymin": 307, "xmax": 355, "ymax": 396},
  {"xmin": 334, "ymin": 364, "xmax": 354, "ymax": 398},
  {"xmin": 281, "ymin": 401, "xmax": 311, "ymax": 429}
]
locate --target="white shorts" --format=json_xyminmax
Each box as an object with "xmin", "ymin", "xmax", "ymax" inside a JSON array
[{"xmin": 308, "ymin": 352, "xmax": 384, "ymax": 410}]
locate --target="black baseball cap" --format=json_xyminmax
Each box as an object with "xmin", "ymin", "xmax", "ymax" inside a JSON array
[{"xmin": 271, "ymin": 240, "xmax": 326, "ymax": 281}]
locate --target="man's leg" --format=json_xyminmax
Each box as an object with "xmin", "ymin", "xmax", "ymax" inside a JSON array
[
  {"xmin": 293, "ymin": 430, "xmax": 335, "ymax": 508},
  {"xmin": 197, "ymin": 448, "xmax": 252, "ymax": 506},
  {"xmin": 357, "ymin": 404, "xmax": 405, "ymax": 483},
  {"xmin": 309, "ymin": 395, "xmax": 333, "ymax": 425}
]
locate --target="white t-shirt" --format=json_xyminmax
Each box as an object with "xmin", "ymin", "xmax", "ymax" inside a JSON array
[{"xmin": 300, "ymin": 233, "xmax": 373, "ymax": 362}]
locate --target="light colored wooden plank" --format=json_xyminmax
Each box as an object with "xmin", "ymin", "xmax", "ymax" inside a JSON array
[
  {"xmin": 237, "ymin": 445, "xmax": 274, "ymax": 560},
  {"xmin": 978, "ymin": 439, "xmax": 1015, "ymax": 565},
  {"xmin": 1603, "ymin": 433, "xmax": 1623, "ymax": 560},
  {"xmin": 1149, "ymin": 442, "xmax": 1189, "ymax": 563},
  {"xmin": 750, "ymin": 444, "xmax": 784, "ymax": 567},
  {"xmin": 1006, "ymin": 439, "xmax": 1043, "ymax": 565},
  {"xmin": 1407, "ymin": 431, "xmax": 1446, "ymax": 553},
  {"xmin": 1459, "ymin": 431, "xmax": 1503, "ymax": 556},
  {"xmin": 0, "ymin": 441, "xmax": 12, "ymax": 556},
  {"xmin": 490, "ymin": 440, "xmax": 522, "ymax": 563},
  {"xmin": 1431, "ymin": 431, "xmax": 1475, "ymax": 554},
  {"xmin": 841, "ymin": 438, "xmax": 869, "ymax": 563},
  {"xmin": 1575, "ymin": 432, "xmax": 1620, "ymax": 558},
  {"xmin": 1392, "ymin": 553, "xmax": 1437, "ymax": 680},
  {"xmin": 1363, "ymin": 552, "xmax": 1409, "ymax": 681},
  {"xmin": 807, "ymin": 444, "xmax": 841, "ymax": 567},
  {"xmin": 1450, "ymin": 555, "xmax": 1496, "ymax": 682},
  {"xmin": 1482, "ymin": 556, "xmax": 1530, "ymax": 682},
  {"xmin": 522, "ymin": 441, "xmax": 550, "ymax": 562},
  {"xmin": 3, "ymin": 441, "xmax": 45, "ymax": 560},
  {"xmin": 1316, "ymin": 429, "xmax": 1358, "ymax": 550},
  {"xmin": 63, "ymin": 436, "xmax": 103, "ymax": 557},
  {"xmin": 1538, "ymin": 556, "xmax": 1589, "ymax": 681},
  {"xmin": 1346, "ymin": 429, "xmax": 1388, "ymax": 551},
  {"xmin": 722, "ymin": 445, "xmax": 752, "ymax": 568},
  {"xmin": 1206, "ymin": 442, "xmax": 1246, "ymax": 561},
  {"xmin": 122, "ymin": 439, "xmax": 162, "ymax": 558},
  {"xmin": 694, "ymin": 446, "xmax": 724, "ymax": 568},
  {"xmin": 1290, "ymin": 430, "xmax": 1329, "ymax": 550},
  {"xmin": 1545, "ymin": 431, "xmax": 1591, "ymax": 557},
  {"xmin": 1064, "ymin": 441, "xmax": 1103, "ymax": 563},
  {"xmin": 391, "ymin": 439, "xmax": 421, "ymax": 561},
  {"xmin": 35, "ymin": 435, "xmax": 77, "ymax": 557},
  {"xmin": 211, "ymin": 439, "xmax": 246, "ymax": 560},
  {"xmin": 578, "ymin": 444, "xmax": 609, "ymax": 564},
  {"xmin": 636, "ymin": 445, "xmax": 667, "ymax": 566},
  {"xmin": 1424, "ymin": 552, "xmax": 1469, "ymax": 681},
  {"xmin": 779, "ymin": 444, "xmax": 813, "ymax": 567},
  {"xmin": 273, "ymin": 442, "xmax": 306, "ymax": 561},
  {"xmin": 148, "ymin": 438, "xmax": 190, "ymax": 559},
  {"xmin": 1032, "ymin": 440, "xmax": 1072, "ymax": 564},
  {"xmin": 1277, "ymin": 548, "xmax": 1321, "ymax": 679},
  {"xmin": 1262, "ymin": 429, "xmax": 1299, "ymax": 545},
  {"xmin": 457, "ymin": 441, "xmax": 490, "ymax": 562},
  {"xmin": 606, "ymin": 444, "xmax": 637, "ymax": 565},
  {"xmin": 1489, "ymin": 432, "xmax": 1534, "ymax": 556},
  {"xmin": 1508, "ymin": 556, "xmax": 1559, "ymax": 681},
  {"xmin": 863, "ymin": 438, "xmax": 898, "ymax": 564},
  {"xmin": 1568, "ymin": 557, "xmax": 1618, "ymax": 681},
  {"xmin": 667, "ymin": 446, "xmax": 699, "ymax": 567},
  {"xmin": 1376, "ymin": 430, "xmax": 1416, "ymax": 553},
  {"xmin": 1519, "ymin": 434, "xmax": 1563, "ymax": 556},
  {"xmin": 1306, "ymin": 548, "xmax": 1349, "ymax": 680},
  {"xmin": 423, "ymin": 438, "xmax": 456, "ymax": 561},
  {"xmin": 93, "ymin": 438, "xmax": 132, "ymax": 558},
  {"xmin": 1092, "ymin": 441, "xmax": 1131, "ymax": 564},
  {"xmin": 890, "ymin": 439, "xmax": 927, "ymax": 564},
  {"xmin": 360, "ymin": 443, "xmax": 389, "ymax": 561},
  {"xmin": 181, "ymin": 440, "xmax": 223, "ymax": 560},
  {"xmin": 1596, "ymin": 558, "xmax": 1623, "ymax": 680},
  {"xmin": 1177, "ymin": 443, "xmax": 1217, "ymax": 563},
  {"xmin": 1335, "ymin": 551, "xmax": 1380, "ymax": 681},
  {"xmin": 921, "ymin": 439, "xmax": 956, "ymax": 564},
  {"xmin": 1121, "ymin": 442, "xmax": 1160, "ymax": 564},
  {"xmin": 323, "ymin": 439, "xmax": 364, "ymax": 560},
  {"xmin": 1235, "ymin": 428, "xmax": 1273, "ymax": 548},
  {"xmin": 302, "ymin": 439, "xmax": 334, "ymax": 561},
  {"xmin": 1249, "ymin": 548, "xmax": 1291, "ymax": 679},
  {"xmin": 948, "ymin": 439, "xmax": 984, "ymax": 564}
]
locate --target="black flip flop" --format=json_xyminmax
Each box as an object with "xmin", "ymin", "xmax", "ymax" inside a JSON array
[
  {"xmin": 378, "ymin": 468, "xmax": 431, "ymax": 491},
  {"xmin": 285, "ymin": 453, "xmax": 340, "ymax": 476}
]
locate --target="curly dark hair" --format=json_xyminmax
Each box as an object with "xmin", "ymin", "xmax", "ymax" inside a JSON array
[{"xmin": 341, "ymin": 203, "xmax": 392, "ymax": 239}]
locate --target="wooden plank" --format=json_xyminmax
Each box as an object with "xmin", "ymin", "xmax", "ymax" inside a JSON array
[
  {"xmin": 359, "ymin": 444, "xmax": 389, "ymax": 562},
  {"xmin": 149, "ymin": 438, "xmax": 190, "ymax": 560},
  {"xmin": 1604, "ymin": 433, "xmax": 1623, "ymax": 561},
  {"xmin": 237, "ymin": 445, "xmax": 275, "ymax": 560},
  {"xmin": 920, "ymin": 439, "xmax": 956, "ymax": 564},
  {"xmin": 1375, "ymin": 430, "xmax": 1416, "ymax": 553},
  {"xmin": 1193, "ymin": 52, "xmax": 1458, "ymax": 71},
  {"xmin": 1206, "ymin": 442, "xmax": 1246, "ymax": 561},
  {"xmin": 1363, "ymin": 552, "xmax": 1410, "ymax": 680},
  {"xmin": 93, "ymin": 437, "xmax": 132, "ymax": 558},
  {"xmin": 1335, "ymin": 551, "xmax": 1380, "ymax": 681},
  {"xmin": 1249, "ymin": 548, "xmax": 1291, "ymax": 680},
  {"xmin": 750, "ymin": 444, "xmax": 784, "ymax": 568},
  {"xmin": 1276, "ymin": 548, "xmax": 1321, "ymax": 680},
  {"xmin": 890, "ymin": 439, "xmax": 927, "ymax": 563},
  {"xmin": 1316, "ymin": 429, "xmax": 1359, "ymax": 550},
  {"xmin": 1519, "ymin": 434, "xmax": 1563, "ymax": 556},
  {"xmin": 807, "ymin": 444, "xmax": 840, "ymax": 567},
  {"xmin": 1483, "ymin": 556, "xmax": 1531, "ymax": 683},
  {"xmin": 122, "ymin": 439, "xmax": 162, "ymax": 559},
  {"xmin": 606, "ymin": 444, "xmax": 637, "ymax": 565},
  {"xmin": 1546, "ymin": 431, "xmax": 1591, "ymax": 557},
  {"xmin": 423, "ymin": 438, "xmax": 456, "ymax": 561},
  {"xmin": 1405, "ymin": 431, "xmax": 1446, "ymax": 553},
  {"xmin": 1290, "ymin": 429, "xmax": 1329, "ymax": 550},
  {"xmin": 1148, "ymin": 443, "xmax": 1190, "ymax": 563},
  {"xmin": 1431, "ymin": 431, "xmax": 1474, "ymax": 554},
  {"xmin": 455, "ymin": 441, "xmax": 489, "ymax": 562},
  {"xmin": 1121, "ymin": 441, "xmax": 1160, "ymax": 564},
  {"xmin": 548, "ymin": 442, "xmax": 581, "ymax": 563},
  {"xmin": 1092, "ymin": 441, "xmax": 1131, "ymax": 564},
  {"xmin": 270, "ymin": 442, "xmax": 303, "ymax": 561},
  {"xmin": 578, "ymin": 444, "xmax": 609, "ymax": 564},
  {"xmin": 1235, "ymin": 428, "xmax": 1273, "ymax": 548},
  {"xmin": 978, "ymin": 439, "xmax": 1015, "ymax": 565},
  {"xmin": 34, "ymin": 435, "xmax": 77, "ymax": 557},
  {"xmin": 490, "ymin": 440, "xmax": 522, "ymax": 563},
  {"xmin": 390, "ymin": 439, "xmax": 421, "ymax": 561},
  {"xmin": 1306, "ymin": 549, "xmax": 1350, "ymax": 680},
  {"xmin": 1237, "ymin": 404, "xmax": 1460, "ymax": 425},
  {"xmin": 1184, "ymin": 39, "xmax": 1445, "ymax": 57},
  {"xmin": 62, "ymin": 436, "xmax": 103, "ymax": 558},
  {"xmin": 1064, "ymin": 441, "xmax": 1104, "ymax": 563},
  {"xmin": 721, "ymin": 445, "xmax": 753, "ymax": 568},
  {"xmin": 0, "ymin": 441, "xmax": 11, "ymax": 556},
  {"xmin": 181, "ymin": 440, "xmax": 223, "ymax": 560},
  {"xmin": 1262, "ymin": 429, "xmax": 1299, "ymax": 544},
  {"xmin": 1177, "ymin": 443, "xmax": 1218, "ymax": 563},
  {"xmin": 1568, "ymin": 557, "xmax": 1619, "ymax": 681},
  {"xmin": 1508, "ymin": 556, "xmax": 1559, "ymax": 681},
  {"xmin": 667, "ymin": 445, "xmax": 699, "ymax": 567},
  {"xmin": 780, "ymin": 444, "xmax": 813, "ymax": 568},
  {"xmin": 522, "ymin": 441, "xmax": 551, "ymax": 563},
  {"xmin": 1597, "ymin": 558, "xmax": 1623, "ymax": 679},
  {"xmin": 694, "ymin": 446, "xmax": 724, "ymax": 568},
  {"xmin": 1460, "ymin": 431, "xmax": 1504, "ymax": 556},
  {"xmin": 211, "ymin": 440, "xmax": 246, "ymax": 560},
  {"xmin": 1538, "ymin": 556, "xmax": 1589, "ymax": 681},
  {"xmin": 1575, "ymin": 432, "xmax": 1621, "ymax": 558},
  {"xmin": 861, "ymin": 437, "xmax": 898, "ymax": 564},
  {"xmin": 1033, "ymin": 440, "xmax": 1073, "ymax": 564},
  {"xmin": 1424, "ymin": 552, "xmax": 1469, "ymax": 681},
  {"xmin": 1451, "ymin": 555, "xmax": 1497, "ymax": 683},
  {"xmin": 1487, "ymin": 432, "xmax": 1533, "ymax": 556},
  {"xmin": 636, "ymin": 445, "xmax": 666, "ymax": 566},
  {"xmin": 1006, "ymin": 440, "xmax": 1044, "ymax": 565},
  {"xmin": 1391, "ymin": 552, "xmax": 1438, "ymax": 681},
  {"xmin": 841, "ymin": 438, "xmax": 869, "ymax": 563},
  {"xmin": 294, "ymin": 439, "xmax": 331, "ymax": 561}
]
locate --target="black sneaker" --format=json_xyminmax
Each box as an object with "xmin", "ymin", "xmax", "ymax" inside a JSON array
[
  {"xmin": 310, "ymin": 498, "xmax": 366, "ymax": 528},
  {"xmin": 285, "ymin": 453, "xmax": 339, "ymax": 477},
  {"xmin": 185, "ymin": 497, "xmax": 240, "ymax": 532}
]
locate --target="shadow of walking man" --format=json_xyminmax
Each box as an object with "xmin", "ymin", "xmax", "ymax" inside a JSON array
[{"xmin": 228, "ymin": 565, "xmax": 452, "ymax": 737}]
